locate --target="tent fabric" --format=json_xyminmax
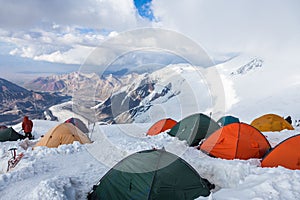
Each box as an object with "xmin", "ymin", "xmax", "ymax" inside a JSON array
[
  {"xmin": 35, "ymin": 123, "xmax": 91, "ymax": 148},
  {"xmin": 200, "ymin": 123, "xmax": 271, "ymax": 160},
  {"xmin": 0, "ymin": 127, "xmax": 25, "ymax": 142},
  {"xmin": 217, "ymin": 116, "xmax": 240, "ymax": 126},
  {"xmin": 147, "ymin": 118, "xmax": 177, "ymax": 136},
  {"xmin": 64, "ymin": 117, "xmax": 89, "ymax": 133},
  {"xmin": 168, "ymin": 113, "xmax": 220, "ymax": 146},
  {"xmin": 261, "ymin": 134, "xmax": 300, "ymax": 170},
  {"xmin": 250, "ymin": 114, "xmax": 294, "ymax": 132},
  {"xmin": 88, "ymin": 149, "xmax": 213, "ymax": 200},
  {"xmin": 0, "ymin": 125, "xmax": 8, "ymax": 130}
]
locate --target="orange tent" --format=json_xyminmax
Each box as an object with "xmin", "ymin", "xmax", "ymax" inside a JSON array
[
  {"xmin": 250, "ymin": 114, "xmax": 294, "ymax": 132},
  {"xmin": 200, "ymin": 123, "xmax": 271, "ymax": 160},
  {"xmin": 147, "ymin": 118, "xmax": 177, "ymax": 136},
  {"xmin": 261, "ymin": 134, "xmax": 300, "ymax": 170},
  {"xmin": 35, "ymin": 123, "xmax": 91, "ymax": 148}
]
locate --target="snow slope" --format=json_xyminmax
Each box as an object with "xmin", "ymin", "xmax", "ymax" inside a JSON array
[
  {"xmin": 0, "ymin": 119, "xmax": 299, "ymax": 200},
  {"xmin": 131, "ymin": 53, "xmax": 300, "ymax": 125},
  {"xmin": 133, "ymin": 63, "xmax": 220, "ymax": 123},
  {"xmin": 216, "ymin": 54, "xmax": 300, "ymax": 123}
]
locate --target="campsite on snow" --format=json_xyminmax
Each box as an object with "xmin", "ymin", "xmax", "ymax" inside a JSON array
[
  {"xmin": 0, "ymin": 1, "xmax": 299, "ymax": 199},
  {"xmin": 0, "ymin": 53, "xmax": 300, "ymax": 199}
]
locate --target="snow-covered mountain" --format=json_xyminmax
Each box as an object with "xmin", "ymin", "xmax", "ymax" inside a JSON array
[
  {"xmin": 69, "ymin": 63, "xmax": 213, "ymax": 124},
  {"xmin": 25, "ymin": 64, "xmax": 213, "ymax": 124},
  {"xmin": 24, "ymin": 53, "xmax": 300, "ymax": 125},
  {"xmin": 216, "ymin": 54, "xmax": 300, "ymax": 123},
  {"xmin": 230, "ymin": 58, "xmax": 263, "ymax": 75}
]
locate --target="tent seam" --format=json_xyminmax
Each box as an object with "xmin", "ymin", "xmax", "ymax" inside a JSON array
[
  {"xmin": 235, "ymin": 123, "xmax": 241, "ymax": 158},
  {"xmin": 147, "ymin": 150, "xmax": 164, "ymax": 200}
]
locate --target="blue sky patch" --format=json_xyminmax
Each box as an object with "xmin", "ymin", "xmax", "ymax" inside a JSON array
[{"xmin": 134, "ymin": 0, "xmax": 154, "ymax": 21}]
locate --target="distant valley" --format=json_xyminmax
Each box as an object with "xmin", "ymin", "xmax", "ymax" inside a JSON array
[
  {"xmin": 0, "ymin": 78, "xmax": 70, "ymax": 125},
  {"xmin": 3, "ymin": 55, "xmax": 290, "ymax": 126}
]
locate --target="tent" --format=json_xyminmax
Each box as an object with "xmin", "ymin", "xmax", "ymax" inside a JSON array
[
  {"xmin": 217, "ymin": 115, "xmax": 240, "ymax": 126},
  {"xmin": 168, "ymin": 113, "xmax": 220, "ymax": 146},
  {"xmin": 200, "ymin": 123, "xmax": 271, "ymax": 160},
  {"xmin": 64, "ymin": 117, "xmax": 89, "ymax": 133},
  {"xmin": 250, "ymin": 114, "xmax": 294, "ymax": 132},
  {"xmin": 0, "ymin": 127, "xmax": 25, "ymax": 142},
  {"xmin": 88, "ymin": 149, "xmax": 214, "ymax": 200},
  {"xmin": 0, "ymin": 125, "xmax": 8, "ymax": 130},
  {"xmin": 261, "ymin": 134, "xmax": 300, "ymax": 170},
  {"xmin": 147, "ymin": 118, "xmax": 177, "ymax": 136},
  {"xmin": 35, "ymin": 123, "xmax": 91, "ymax": 148}
]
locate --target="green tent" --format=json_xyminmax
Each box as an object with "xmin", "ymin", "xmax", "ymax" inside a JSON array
[
  {"xmin": 168, "ymin": 113, "xmax": 220, "ymax": 146},
  {"xmin": 217, "ymin": 115, "xmax": 240, "ymax": 126},
  {"xmin": 88, "ymin": 149, "xmax": 214, "ymax": 200},
  {"xmin": 0, "ymin": 127, "xmax": 25, "ymax": 142}
]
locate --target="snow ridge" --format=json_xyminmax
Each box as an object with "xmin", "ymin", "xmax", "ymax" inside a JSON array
[{"xmin": 231, "ymin": 58, "xmax": 263, "ymax": 75}]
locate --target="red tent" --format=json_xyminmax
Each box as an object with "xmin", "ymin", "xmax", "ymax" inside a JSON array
[{"xmin": 147, "ymin": 118, "xmax": 177, "ymax": 136}]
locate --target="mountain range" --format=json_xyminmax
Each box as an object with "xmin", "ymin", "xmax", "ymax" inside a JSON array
[
  {"xmin": 23, "ymin": 55, "xmax": 278, "ymax": 124},
  {"xmin": 4, "ymin": 54, "xmax": 299, "ymax": 126},
  {"xmin": 0, "ymin": 78, "xmax": 70, "ymax": 125}
]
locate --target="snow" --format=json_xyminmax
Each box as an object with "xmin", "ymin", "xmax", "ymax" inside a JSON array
[
  {"xmin": 1, "ymin": 118, "xmax": 300, "ymax": 199},
  {"xmin": 215, "ymin": 54, "xmax": 300, "ymax": 123},
  {"xmin": 134, "ymin": 64, "xmax": 214, "ymax": 123},
  {"xmin": 1, "ymin": 55, "xmax": 300, "ymax": 199}
]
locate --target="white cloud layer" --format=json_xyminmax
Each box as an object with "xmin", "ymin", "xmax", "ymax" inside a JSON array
[
  {"xmin": 151, "ymin": 0, "xmax": 300, "ymax": 62},
  {"xmin": 1, "ymin": 0, "xmax": 299, "ymax": 68},
  {"xmin": 0, "ymin": 0, "xmax": 153, "ymax": 65},
  {"xmin": 1, "ymin": 27, "xmax": 104, "ymax": 64},
  {"xmin": 0, "ymin": 0, "xmax": 147, "ymax": 31}
]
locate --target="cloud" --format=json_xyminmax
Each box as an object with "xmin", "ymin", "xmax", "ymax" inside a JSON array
[
  {"xmin": 33, "ymin": 45, "xmax": 95, "ymax": 64},
  {"xmin": 1, "ymin": 27, "xmax": 103, "ymax": 64},
  {"xmin": 151, "ymin": 0, "xmax": 300, "ymax": 61},
  {"xmin": 0, "ymin": 0, "xmax": 149, "ymax": 31},
  {"xmin": 79, "ymin": 28, "xmax": 215, "ymax": 75},
  {"xmin": 3, "ymin": 0, "xmax": 299, "ymax": 69},
  {"xmin": 0, "ymin": 0, "xmax": 155, "ymax": 65}
]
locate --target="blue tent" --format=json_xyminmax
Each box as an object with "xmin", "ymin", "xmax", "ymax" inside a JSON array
[{"xmin": 217, "ymin": 116, "xmax": 240, "ymax": 126}]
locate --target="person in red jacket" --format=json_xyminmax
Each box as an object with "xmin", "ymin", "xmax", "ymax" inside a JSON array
[{"xmin": 22, "ymin": 116, "xmax": 33, "ymax": 139}]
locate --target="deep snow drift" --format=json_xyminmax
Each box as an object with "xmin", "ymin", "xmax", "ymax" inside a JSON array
[{"xmin": 0, "ymin": 119, "xmax": 299, "ymax": 200}]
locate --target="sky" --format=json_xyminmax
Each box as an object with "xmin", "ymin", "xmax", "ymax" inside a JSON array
[{"xmin": 0, "ymin": 0, "xmax": 299, "ymax": 83}]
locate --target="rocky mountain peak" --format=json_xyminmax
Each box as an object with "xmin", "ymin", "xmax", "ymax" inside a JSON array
[{"xmin": 231, "ymin": 58, "xmax": 263, "ymax": 75}]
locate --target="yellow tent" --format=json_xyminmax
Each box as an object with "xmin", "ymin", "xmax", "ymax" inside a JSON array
[
  {"xmin": 35, "ymin": 123, "xmax": 91, "ymax": 148},
  {"xmin": 250, "ymin": 114, "xmax": 294, "ymax": 132}
]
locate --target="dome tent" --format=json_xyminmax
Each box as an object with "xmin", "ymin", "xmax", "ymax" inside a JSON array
[
  {"xmin": 217, "ymin": 115, "xmax": 240, "ymax": 126},
  {"xmin": 64, "ymin": 117, "xmax": 89, "ymax": 133},
  {"xmin": 250, "ymin": 114, "xmax": 294, "ymax": 132},
  {"xmin": 168, "ymin": 113, "xmax": 220, "ymax": 146},
  {"xmin": 88, "ymin": 149, "xmax": 214, "ymax": 200},
  {"xmin": 0, "ymin": 127, "xmax": 25, "ymax": 142},
  {"xmin": 147, "ymin": 118, "xmax": 177, "ymax": 136},
  {"xmin": 200, "ymin": 123, "xmax": 271, "ymax": 160},
  {"xmin": 35, "ymin": 123, "xmax": 91, "ymax": 148},
  {"xmin": 261, "ymin": 134, "xmax": 300, "ymax": 170}
]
